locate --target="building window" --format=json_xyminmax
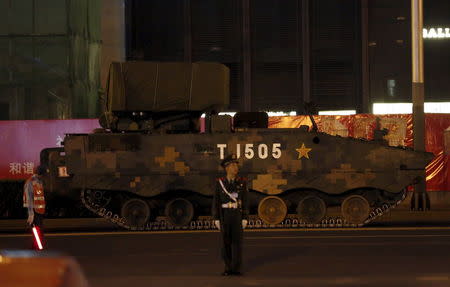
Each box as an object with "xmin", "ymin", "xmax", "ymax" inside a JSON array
[
  {"xmin": 387, "ymin": 79, "xmax": 396, "ymax": 97},
  {"xmin": 0, "ymin": 103, "xmax": 9, "ymax": 120}
]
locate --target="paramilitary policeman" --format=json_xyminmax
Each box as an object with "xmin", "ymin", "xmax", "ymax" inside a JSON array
[
  {"xmin": 212, "ymin": 154, "xmax": 249, "ymax": 276},
  {"xmin": 23, "ymin": 165, "xmax": 47, "ymax": 250}
]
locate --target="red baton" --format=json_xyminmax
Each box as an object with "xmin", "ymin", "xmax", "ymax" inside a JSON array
[{"xmin": 32, "ymin": 225, "xmax": 44, "ymax": 250}]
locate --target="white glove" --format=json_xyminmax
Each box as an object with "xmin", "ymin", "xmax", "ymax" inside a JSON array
[
  {"xmin": 214, "ymin": 220, "xmax": 220, "ymax": 230},
  {"xmin": 242, "ymin": 219, "xmax": 248, "ymax": 229},
  {"xmin": 27, "ymin": 214, "xmax": 34, "ymax": 226}
]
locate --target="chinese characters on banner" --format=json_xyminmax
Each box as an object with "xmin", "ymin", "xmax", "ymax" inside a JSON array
[{"xmin": 9, "ymin": 162, "xmax": 34, "ymax": 175}]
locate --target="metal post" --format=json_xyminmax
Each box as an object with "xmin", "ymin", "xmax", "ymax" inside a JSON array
[{"xmin": 411, "ymin": 0, "xmax": 429, "ymax": 210}]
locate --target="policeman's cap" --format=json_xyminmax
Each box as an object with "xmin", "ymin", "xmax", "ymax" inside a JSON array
[{"xmin": 221, "ymin": 154, "xmax": 239, "ymax": 168}]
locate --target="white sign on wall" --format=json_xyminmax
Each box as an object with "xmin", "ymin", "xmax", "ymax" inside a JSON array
[{"xmin": 423, "ymin": 28, "xmax": 450, "ymax": 39}]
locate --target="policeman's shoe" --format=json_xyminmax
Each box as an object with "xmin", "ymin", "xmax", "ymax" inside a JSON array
[
  {"xmin": 232, "ymin": 271, "xmax": 243, "ymax": 276},
  {"xmin": 221, "ymin": 271, "xmax": 232, "ymax": 276}
]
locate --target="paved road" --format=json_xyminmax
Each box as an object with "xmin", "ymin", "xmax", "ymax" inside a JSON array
[{"xmin": 2, "ymin": 227, "xmax": 450, "ymax": 286}]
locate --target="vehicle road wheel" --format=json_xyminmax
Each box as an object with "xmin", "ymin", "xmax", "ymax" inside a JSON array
[
  {"xmin": 85, "ymin": 189, "xmax": 111, "ymax": 208},
  {"xmin": 257, "ymin": 196, "xmax": 287, "ymax": 225},
  {"xmin": 341, "ymin": 195, "xmax": 370, "ymax": 224},
  {"xmin": 297, "ymin": 196, "xmax": 327, "ymax": 224},
  {"xmin": 121, "ymin": 198, "xmax": 151, "ymax": 227},
  {"xmin": 164, "ymin": 198, "xmax": 194, "ymax": 226}
]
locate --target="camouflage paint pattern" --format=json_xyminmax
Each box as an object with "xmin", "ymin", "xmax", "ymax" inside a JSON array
[{"xmin": 61, "ymin": 128, "xmax": 433, "ymax": 198}]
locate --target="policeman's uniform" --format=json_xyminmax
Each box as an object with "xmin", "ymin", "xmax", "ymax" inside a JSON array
[
  {"xmin": 212, "ymin": 155, "xmax": 249, "ymax": 275},
  {"xmin": 23, "ymin": 168, "xmax": 46, "ymax": 249}
]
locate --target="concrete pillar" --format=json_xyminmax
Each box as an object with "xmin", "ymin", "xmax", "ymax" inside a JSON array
[{"xmin": 101, "ymin": 0, "xmax": 126, "ymax": 92}]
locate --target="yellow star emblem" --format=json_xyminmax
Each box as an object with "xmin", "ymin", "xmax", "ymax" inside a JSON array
[{"xmin": 296, "ymin": 143, "xmax": 312, "ymax": 159}]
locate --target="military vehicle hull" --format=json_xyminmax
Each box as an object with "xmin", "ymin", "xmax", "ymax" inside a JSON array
[{"xmin": 44, "ymin": 128, "xmax": 433, "ymax": 230}]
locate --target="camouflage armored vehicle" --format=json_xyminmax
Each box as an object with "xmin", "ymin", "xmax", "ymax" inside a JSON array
[{"xmin": 41, "ymin": 61, "xmax": 434, "ymax": 230}]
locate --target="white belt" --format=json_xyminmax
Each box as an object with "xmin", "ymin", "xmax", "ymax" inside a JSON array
[{"xmin": 222, "ymin": 202, "xmax": 238, "ymax": 209}]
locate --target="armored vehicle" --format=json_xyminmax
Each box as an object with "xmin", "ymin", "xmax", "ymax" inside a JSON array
[{"xmin": 41, "ymin": 61, "xmax": 434, "ymax": 230}]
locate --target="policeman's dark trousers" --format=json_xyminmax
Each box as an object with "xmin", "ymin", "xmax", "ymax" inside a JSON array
[
  {"xmin": 30, "ymin": 213, "xmax": 45, "ymax": 250},
  {"xmin": 221, "ymin": 209, "xmax": 243, "ymax": 273}
]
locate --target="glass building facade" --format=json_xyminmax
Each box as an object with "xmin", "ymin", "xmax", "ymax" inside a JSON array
[
  {"xmin": 0, "ymin": 0, "xmax": 101, "ymax": 120},
  {"xmin": 126, "ymin": 0, "xmax": 362, "ymax": 113},
  {"xmin": 127, "ymin": 0, "xmax": 450, "ymax": 114}
]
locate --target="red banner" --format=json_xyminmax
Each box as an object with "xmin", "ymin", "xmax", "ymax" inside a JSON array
[
  {"xmin": 270, "ymin": 114, "xmax": 450, "ymax": 191},
  {"xmin": 0, "ymin": 119, "xmax": 99, "ymax": 180}
]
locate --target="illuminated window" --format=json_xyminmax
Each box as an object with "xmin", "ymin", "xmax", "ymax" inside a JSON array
[
  {"xmin": 219, "ymin": 112, "xmax": 237, "ymax": 117},
  {"xmin": 318, "ymin": 110, "xmax": 356, "ymax": 115},
  {"xmin": 264, "ymin": 111, "xmax": 297, "ymax": 117},
  {"xmin": 373, "ymin": 103, "xmax": 411, "ymax": 114},
  {"xmin": 373, "ymin": 103, "xmax": 450, "ymax": 114},
  {"xmin": 206, "ymin": 111, "xmax": 297, "ymax": 117},
  {"xmin": 387, "ymin": 79, "xmax": 396, "ymax": 97}
]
